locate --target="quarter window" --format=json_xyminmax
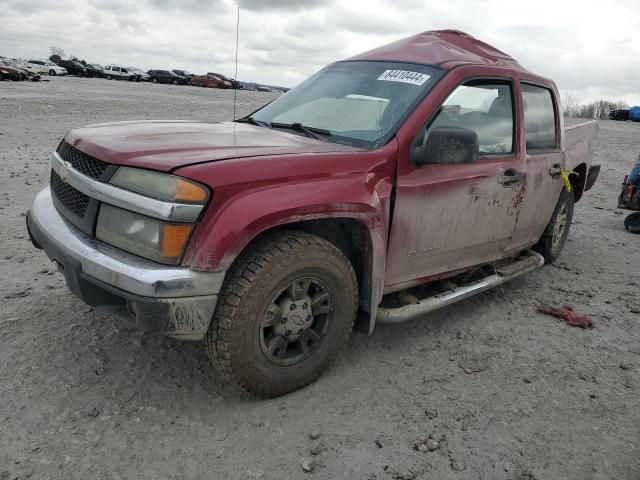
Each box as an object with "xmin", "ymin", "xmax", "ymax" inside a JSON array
[
  {"xmin": 430, "ymin": 81, "xmax": 514, "ymax": 155},
  {"xmin": 522, "ymin": 84, "xmax": 557, "ymax": 151}
]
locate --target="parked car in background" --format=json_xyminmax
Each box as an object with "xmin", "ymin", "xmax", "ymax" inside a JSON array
[
  {"xmin": 147, "ymin": 69, "xmax": 186, "ymax": 85},
  {"xmin": 56, "ymin": 60, "xmax": 87, "ymax": 77},
  {"xmin": 84, "ymin": 64, "xmax": 103, "ymax": 78},
  {"xmin": 172, "ymin": 69, "xmax": 193, "ymax": 84},
  {"xmin": 609, "ymin": 109, "xmax": 629, "ymax": 121},
  {"xmin": 103, "ymin": 65, "xmax": 139, "ymax": 81},
  {"xmin": 207, "ymin": 72, "xmax": 241, "ymax": 89},
  {"xmin": 0, "ymin": 60, "xmax": 24, "ymax": 80},
  {"xmin": 128, "ymin": 68, "xmax": 150, "ymax": 82},
  {"xmin": 23, "ymin": 59, "xmax": 67, "ymax": 76},
  {"xmin": 191, "ymin": 73, "xmax": 231, "ymax": 88}
]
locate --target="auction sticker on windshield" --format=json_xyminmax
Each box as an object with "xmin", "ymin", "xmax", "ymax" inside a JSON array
[{"xmin": 377, "ymin": 70, "xmax": 430, "ymax": 86}]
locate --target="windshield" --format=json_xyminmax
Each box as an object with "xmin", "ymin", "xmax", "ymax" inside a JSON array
[{"xmin": 251, "ymin": 61, "xmax": 443, "ymax": 149}]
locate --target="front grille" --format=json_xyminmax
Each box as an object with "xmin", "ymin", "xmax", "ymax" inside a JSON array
[
  {"xmin": 50, "ymin": 170, "xmax": 90, "ymax": 218},
  {"xmin": 57, "ymin": 141, "xmax": 109, "ymax": 179}
]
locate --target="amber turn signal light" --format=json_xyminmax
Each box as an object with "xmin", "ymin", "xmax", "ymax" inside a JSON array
[
  {"xmin": 175, "ymin": 179, "xmax": 208, "ymax": 203},
  {"xmin": 161, "ymin": 224, "xmax": 194, "ymax": 259}
]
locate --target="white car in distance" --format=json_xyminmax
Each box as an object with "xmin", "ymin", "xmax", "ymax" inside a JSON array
[
  {"xmin": 23, "ymin": 60, "xmax": 68, "ymax": 76},
  {"xmin": 103, "ymin": 65, "xmax": 139, "ymax": 81}
]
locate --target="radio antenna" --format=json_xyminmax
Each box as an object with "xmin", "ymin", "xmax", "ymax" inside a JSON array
[{"xmin": 232, "ymin": 3, "xmax": 240, "ymax": 120}]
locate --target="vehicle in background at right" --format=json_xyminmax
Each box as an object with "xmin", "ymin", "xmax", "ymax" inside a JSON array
[{"xmin": 619, "ymin": 157, "xmax": 640, "ymax": 233}]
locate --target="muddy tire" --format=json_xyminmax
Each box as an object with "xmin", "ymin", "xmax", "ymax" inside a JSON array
[
  {"xmin": 205, "ymin": 231, "xmax": 358, "ymax": 398},
  {"xmin": 533, "ymin": 188, "xmax": 574, "ymax": 264}
]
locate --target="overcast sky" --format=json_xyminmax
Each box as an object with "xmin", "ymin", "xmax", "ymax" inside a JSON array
[{"xmin": 2, "ymin": 0, "xmax": 640, "ymax": 103}]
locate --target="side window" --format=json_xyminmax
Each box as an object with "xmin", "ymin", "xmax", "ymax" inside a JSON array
[
  {"xmin": 521, "ymin": 84, "xmax": 557, "ymax": 151},
  {"xmin": 430, "ymin": 81, "xmax": 514, "ymax": 155},
  {"xmin": 121, "ymin": 68, "xmax": 128, "ymax": 74}
]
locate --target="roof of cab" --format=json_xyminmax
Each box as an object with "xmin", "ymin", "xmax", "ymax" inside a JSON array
[{"xmin": 347, "ymin": 29, "xmax": 527, "ymax": 72}]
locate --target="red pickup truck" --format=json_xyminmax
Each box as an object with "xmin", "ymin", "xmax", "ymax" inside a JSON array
[{"xmin": 27, "ymin": 30, "xmax": 599, "ymax": 397}]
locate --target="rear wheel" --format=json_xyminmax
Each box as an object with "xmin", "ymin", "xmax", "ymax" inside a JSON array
[
  {"xmin": 533, "ymin": 188, "xmax": 574, "ymax": 264},
  {"xmin": 205, "ymin": 231, "xmax": 357, "ymax": 398}
]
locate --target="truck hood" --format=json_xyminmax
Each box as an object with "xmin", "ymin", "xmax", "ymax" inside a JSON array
[{"xmin": 64, "ymin": 120, "xmax": 362, "ymax": 172}]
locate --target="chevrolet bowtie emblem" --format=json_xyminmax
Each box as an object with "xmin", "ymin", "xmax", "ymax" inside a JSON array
[{"xmin": 58, "ymin": 162, "xmax": 71, "ymax": 183}]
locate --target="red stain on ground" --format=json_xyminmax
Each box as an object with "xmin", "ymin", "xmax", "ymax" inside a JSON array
[{"xmin": 537, "ymin": 305, "xmax": 594, "ymax": 329}]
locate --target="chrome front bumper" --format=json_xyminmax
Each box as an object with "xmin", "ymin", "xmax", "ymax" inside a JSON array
[{"xmin": 27, "ymin": 187, "xmax": 225, "ymax": 339}]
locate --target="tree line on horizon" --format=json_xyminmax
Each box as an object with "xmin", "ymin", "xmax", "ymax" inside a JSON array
[{"xmin": 562, "ymin": 94, "xmax": 630, "ymax": 120}]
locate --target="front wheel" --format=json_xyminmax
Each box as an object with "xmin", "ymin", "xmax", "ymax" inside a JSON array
[
  {"xmin": 49, "ymin": 69, "xmax": 56, "ymax": 76},
  {"xmin": 533, "ymin": 188, "xmax": 574, "ymax": 264},
  {"xmin": 172, "ymin": 79, "xmax": 178, "ymax": 85},
  {"xmin": 206, "ymin": 231, "xmax": 358, "ymax": 398},
  {"xmin": 152, "ymin": 77, "xmax": 158, "ymax": 83}
]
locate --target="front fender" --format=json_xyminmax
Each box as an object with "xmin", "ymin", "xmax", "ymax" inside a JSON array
[{"xmin": 188, "ymin": 175, "xmax": 389, "ymax": 291}]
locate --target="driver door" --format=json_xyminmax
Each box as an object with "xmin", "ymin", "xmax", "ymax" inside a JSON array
[{"xmin": 385, "ymin": 79, "xmax": 525, "ymax": 288}]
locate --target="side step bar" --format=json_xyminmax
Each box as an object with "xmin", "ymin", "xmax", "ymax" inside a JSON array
[{"xmin": 376, "ymin": 250, "xmax": 545, "ymax": 324}]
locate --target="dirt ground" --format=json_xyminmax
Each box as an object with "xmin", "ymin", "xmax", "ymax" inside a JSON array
[{"xmin": 1, "ymin": 77, "xmax": 639, "ymax": 480}]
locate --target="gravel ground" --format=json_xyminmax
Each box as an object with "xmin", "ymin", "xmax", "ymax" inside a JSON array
[{"xmin": 1, "ymin": 77, "xmax": 639, "ymax": 480}]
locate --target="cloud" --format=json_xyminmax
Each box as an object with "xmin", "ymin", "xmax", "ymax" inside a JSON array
[
  {"xmin": 1, "ymin": 0, "xmax": 640, "ymax": 102},
  {"xmin": 240, "ymin": 0, "xmax": 333, "ymax": 11}
]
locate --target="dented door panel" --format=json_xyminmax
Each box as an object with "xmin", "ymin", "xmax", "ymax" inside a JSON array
[{"xmin": 385, "ymin": 156, "xmax": 524, "ymax": 287}]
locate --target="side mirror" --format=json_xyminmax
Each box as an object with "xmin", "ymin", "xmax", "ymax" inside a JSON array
[{"xmin": 412, "ymin": 126, "xmax": 479, "ymax": 165}]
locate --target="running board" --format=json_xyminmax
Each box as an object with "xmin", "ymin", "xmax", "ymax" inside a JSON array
[{"xmin": 376, "ymin": 250, "xmax": 545, "ymax": 324}]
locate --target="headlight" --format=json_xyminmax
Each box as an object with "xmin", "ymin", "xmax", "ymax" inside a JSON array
[
  {"xmin": 110, "ymin": 167, "xmax": 208, "ymax": 204},
  {"xmin": 96, "ymin": 204, "xmax": 193, "ymax": 265},
  {"xmin": 95, "ymin": 167, "xmax": 210, "ymax": 265}
]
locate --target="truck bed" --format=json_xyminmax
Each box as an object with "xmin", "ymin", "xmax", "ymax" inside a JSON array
[{"xmin": 564, "ymin": 120, "xmax": 599, "ymax": 170}]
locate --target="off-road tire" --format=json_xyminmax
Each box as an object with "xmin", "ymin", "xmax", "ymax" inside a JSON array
[
  {"xmin": 533, "ymin": 188, "xmax": 574, "ymax": 264},
  {"xmin": 205, "ymin": 231, "xmax": 358, "ymax": 398}
]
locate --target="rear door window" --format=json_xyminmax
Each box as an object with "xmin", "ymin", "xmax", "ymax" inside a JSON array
[{"xmin": 521, "ymin": 84, "xmax": 558, "ymax": 151}]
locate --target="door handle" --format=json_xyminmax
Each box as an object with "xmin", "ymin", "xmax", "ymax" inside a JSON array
[
  {"xmin": 549, "ymin": 163, "xmax": 562, "ymax": 178},
  {"xmin": 497, "ymin": 168, "xmax": 524, "ymax": 186}
]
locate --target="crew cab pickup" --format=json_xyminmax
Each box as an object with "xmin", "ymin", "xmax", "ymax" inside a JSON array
[{"xmin": 27, "ymin": 30, "xmax": 599, "ymax": 397}]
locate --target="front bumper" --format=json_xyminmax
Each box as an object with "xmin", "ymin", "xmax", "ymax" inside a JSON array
[{"xmin": 26, "ymin": 187, "xmax": 225, "ymax": 340}]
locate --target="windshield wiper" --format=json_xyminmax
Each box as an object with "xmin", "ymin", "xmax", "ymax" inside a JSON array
[
  {"xmin": 269, "ymin": 122, "xmax": 331, "ymax": 140},
  {"xmin": 236, "ymin": 116, "xmax": 269, "ymax": 127}
]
